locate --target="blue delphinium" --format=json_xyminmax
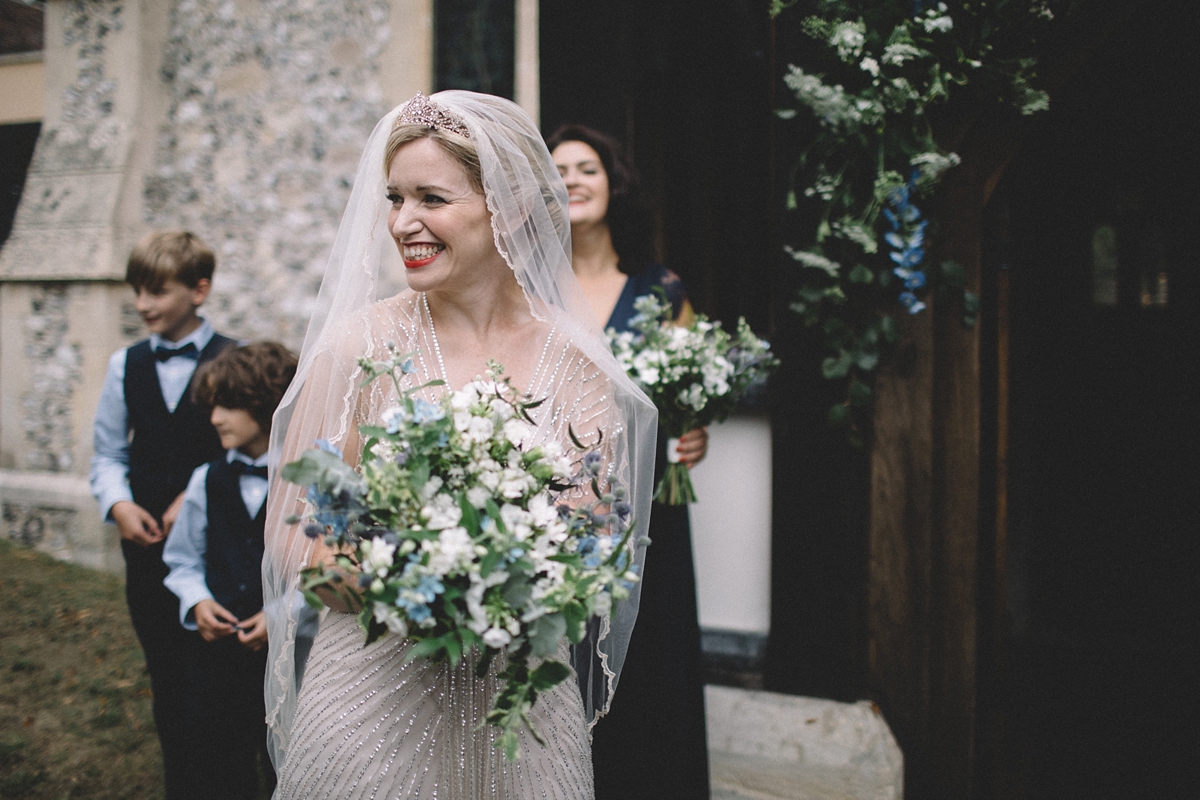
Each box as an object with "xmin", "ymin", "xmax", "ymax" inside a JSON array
[{"xmin": 884, "ymin": 177, "xmax": 928, "ymax": 315}]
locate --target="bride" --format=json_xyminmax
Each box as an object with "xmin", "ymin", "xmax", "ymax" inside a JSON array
[{"xmin": 261, "ymin": 92, "xmax": 657, "ymax": 798}]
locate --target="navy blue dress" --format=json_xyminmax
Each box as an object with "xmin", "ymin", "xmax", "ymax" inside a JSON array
[{"xmin": 591, "ymin": 265, "xmax": 710, "ymax": 800}]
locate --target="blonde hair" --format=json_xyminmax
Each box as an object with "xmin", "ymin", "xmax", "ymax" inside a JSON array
[
  {"xmin": 383, "ymin": 125, "xmax": 483, "ymax": 191},
  {"xmin": 125, "ymin": 230, "xmax": 215, "ymax": 290}
]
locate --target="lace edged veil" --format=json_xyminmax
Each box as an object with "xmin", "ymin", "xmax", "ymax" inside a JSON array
[{"xmin": 261, "ymin": 91, "xmax": 657, "ymax": 769}]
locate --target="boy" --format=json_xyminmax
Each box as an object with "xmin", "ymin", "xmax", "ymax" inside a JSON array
[
  {"xmin": 89, "ymin": 230, "xmax": 235, "ymax": 798},
  {"xmin": 164, "ymin": 341, "xmax": 297, "ymax": 800}
]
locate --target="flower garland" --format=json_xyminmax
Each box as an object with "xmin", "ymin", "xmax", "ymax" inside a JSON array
[{"xmin": 773, "ymin": 0, "xmax": 1055, "ymax": 443}]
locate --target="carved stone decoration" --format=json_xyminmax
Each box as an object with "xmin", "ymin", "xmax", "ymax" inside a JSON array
[
  {"xmin": 22, "ymin": 285, "xmax": 82, "ymax": 472},
  {"xmin": 3, "ymin": 501, "xmax": 77, "ymax": 556}
]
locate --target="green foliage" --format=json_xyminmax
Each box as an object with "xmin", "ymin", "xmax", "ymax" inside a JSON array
[{"xmin": 777, "ymin": 0, "xmax": 1056, "ymax": 441}]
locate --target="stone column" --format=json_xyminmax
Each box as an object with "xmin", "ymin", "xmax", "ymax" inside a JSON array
[{"xmin": 0, "ymin": 0, "xmax": 168, "ymax": 574}]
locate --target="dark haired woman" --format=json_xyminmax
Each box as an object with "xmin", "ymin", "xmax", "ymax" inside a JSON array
[{"xmin": 548, "ymin": 124, "xmax": 710, "ymax": 800}]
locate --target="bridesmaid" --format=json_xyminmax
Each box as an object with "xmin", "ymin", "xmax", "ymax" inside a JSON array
[{"xmin": 548, "ymin": 124, "xmax": 711, "ymax": 800}]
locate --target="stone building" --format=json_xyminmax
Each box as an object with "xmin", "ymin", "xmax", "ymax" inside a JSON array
[{"xmin": 0, "ymin": 0, "xmax": 503, "ymax": 572}]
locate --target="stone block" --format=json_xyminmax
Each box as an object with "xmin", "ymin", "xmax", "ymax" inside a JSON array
[
  {"xmin": 0, "ymin": 469, "xmax": 122, "ymax": 576},
  {"xmin": 706, "ymin": 685, "xmax": 903, "ymax": 800}
]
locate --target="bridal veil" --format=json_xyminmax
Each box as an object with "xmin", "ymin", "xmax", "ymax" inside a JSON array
[{"xmin": 261, "ymin": 91, "xmax": 657, "ymax": 771}]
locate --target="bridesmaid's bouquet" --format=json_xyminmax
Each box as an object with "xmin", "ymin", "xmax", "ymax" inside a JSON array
[
  {"xmin": 608, "ymin": 293, "xmax": 778, "ymax": 504},
  {"xmin": 281, "ymin": 345, "xmax": 638, "ymax": 760}
]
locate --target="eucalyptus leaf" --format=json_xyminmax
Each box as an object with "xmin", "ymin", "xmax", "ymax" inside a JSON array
[
  {"xmin": 849, "ymin": 378, "xmax": 873, "ymax": 407},
  {"xmin": 822, "ymin": 352, "xmax": 852, "ymax": 379},
  {"xmin": 962, "ymin": 291, "xmax": 980, "ymax": 315},
  {"xmin": 855, "ymin": 350, "xmax": 880, "ymax": 371},
  {"xmin": 849, "ymin": 263, "xmax": 875, "ymax": 284},
  {"xmin": 529, "ymin": 660, "xmax": 571, "ymax": 691},
  {"xmin": 404, "ymin": 637, "xmax": 447, "ymax": 663},
  {"xmin": 828, "ymin": 403, "xmax": 850, "ymax": 426},
  {"xmin": 528, "ymin": 613, "xmax": 567, "ymax": 658}
]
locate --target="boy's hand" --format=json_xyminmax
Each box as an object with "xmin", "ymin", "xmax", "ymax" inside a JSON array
[
  {"xmin": 236, "ymin": 610, "xmax": 268, "ymax": 651},
  {"xmin": 193, "ymin": 599, "xmax": 239, "ymax": 641},
  {"xmin": 161, "ymin": 491, "xmax": 187, "ymax": 538},
  {"xmin": 111, "ymin": 501, "xmax": 164, "ymax": 546}
]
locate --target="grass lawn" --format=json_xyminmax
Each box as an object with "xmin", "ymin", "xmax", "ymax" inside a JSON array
[{"xmin": 0, "ymin": 539, "xmax": 164, "ymax": 799}]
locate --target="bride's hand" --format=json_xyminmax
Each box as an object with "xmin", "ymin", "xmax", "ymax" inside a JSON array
[{"xmin": 309, "ymin": 541, "xmax": 365, "ymax": 613}]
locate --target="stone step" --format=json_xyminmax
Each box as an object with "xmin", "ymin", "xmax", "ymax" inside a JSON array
[{"xmin": 706, "ymin": 685, "xmax": 903, "ymax": 800}]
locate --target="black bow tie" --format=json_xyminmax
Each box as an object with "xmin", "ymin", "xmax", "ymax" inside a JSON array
[
  {"xmin": 154, "ymin": 342, "xmax": 199, "ymax": 362},
  {"xmin": 230, "ymin": 461, "xmax": 269, "ymax": 479}
]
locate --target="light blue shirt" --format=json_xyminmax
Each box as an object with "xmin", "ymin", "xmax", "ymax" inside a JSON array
[
  {"xmin": 162, "ymin": 449, "xmax": 270, "ymax": 629},
  {"xmin": 88, "ymin": 320, "xmax": 217, "ymax": 521}
]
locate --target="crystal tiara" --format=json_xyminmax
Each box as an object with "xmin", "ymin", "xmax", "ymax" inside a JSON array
[{"xmin": 394, "ymin": 92, "xmax": 471, "ymax": 139}]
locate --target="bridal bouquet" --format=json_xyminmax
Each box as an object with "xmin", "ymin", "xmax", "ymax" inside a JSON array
[
  {"xmin": 281, "ymin": 345, "xmax": 638, "ymax": 760},
  {"xmin": 608, "ymin": 293, "xmax": 778, "ymax": 504}
]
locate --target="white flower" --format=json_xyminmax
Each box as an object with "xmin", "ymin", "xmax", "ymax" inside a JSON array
[
  {"xmin": 881, "ymin": 43, "xmax": 924, "ymax": 66},
  {"xmin": 489, "ymin": 397, "xmax": 515, "ymax": 422},
  {"xmin": 425, "ymin": 526, "xmax": 473, "ymax": 576},
  {"xmin": 502, "ymin": 418, "xmax": 532, "ymax": 448},
  {"xmin": 782, "ymin": 59, "xmax": 886, "ymax": 132},
  {"xmin": 922, "ymin": 14, "xmax": 954, "ymax": 34},
  {"xmin": 482, "ymin": 627, "xmax": 512, "ymax": 648},
  {"xmin": 421, "ymin": 493, "xmax": 461, "ymax": 529},
  {"xmin": 860, "ymin": 57, "xmax": 880, "ymax": 77},
  {"xmin": 828, "ymin": 20, "xmax": 866, "ymax": 62},
  {"xmin": 466, "ymin": 579, "xmax": 488, "ymax": 634},
  {"xmin": 373, "ymin": 602, "xmax": 408, "ymax": 636},
  {"xmin": 498, "ymin": 467, "xmax": 534, "ymax": 499},
  {"xmin": 701, "ymin": 357, "xmax": 733, "ymax": 396},
  {"xmin": 420, "ymin": 475, "xmax": 444, "ymax": 502},
  {"xmin": 478, "ymin": 466, "xmax": 501, "ymax": 492},
  {"xmin": 528, "ymin": 494, "xmax": 559, "ymax": 528},
  {"xmin": 592, "ymin": 592, "xmax": 612, "ymax": 617},
  {"xmin": 369, "ymin": 439, "xmax": 397, "ymax": 460},
  {"xmin": 500, "ymin": 503, "xmax": 533, "ymax": 541},
  {"xmin": 466, "ymin": 415, "xmax": 494, "ymax": 444},
  {"xmin": 910, "ymin": 151, "xmax": 962, "ymax": 185},
  {"xmin": 679, "ymin": 384, "xmax": 706, "ymax": 412},
  {"xmin": 361, "ymin": 536, "xmax": 397, "ymax": 576},
  {"xmin": 466, "ymin": 485, "xmax": 492, "ymax": 509}
]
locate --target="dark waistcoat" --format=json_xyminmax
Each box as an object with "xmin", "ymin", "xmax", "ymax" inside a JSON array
[
  {"xmin": 125, "ymin": 333, "xmax": 234, "ymax": 520},
  {"xmin": 204, "ymin": 457, "xmax": 267, "ymax": 621}
]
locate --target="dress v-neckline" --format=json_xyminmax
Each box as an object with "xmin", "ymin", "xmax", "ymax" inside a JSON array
[{"xmin": 420, "ymin": 292, "xmax": 557, "ymax": 397}]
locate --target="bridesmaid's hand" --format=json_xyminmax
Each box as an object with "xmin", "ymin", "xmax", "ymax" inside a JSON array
[{"xmin": 675, "ymin": 427, "xmax": 708, "ymax": 469}]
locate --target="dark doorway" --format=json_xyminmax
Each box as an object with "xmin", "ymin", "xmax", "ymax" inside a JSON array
[
  {"xmin": 434, "ymin": 0, "xmax": 515, "ymax": 99},
  {"xmin": 0, "ymin": 122, "xmax": 40, "ymax": 247},
  {"xmin": 539, "ymin": 0, "xmax": 774, "ymax": 331},
  {"xmin": 996, "ymin": 10, "xmax": 1199, "ymax": 797},
  {"xmin": 540, "ymin": 1, "xmax": 874, "ymax": 702}
]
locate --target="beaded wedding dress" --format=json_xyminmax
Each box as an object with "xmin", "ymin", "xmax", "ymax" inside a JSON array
[
  {"xmin": 262, "ymin": 93, "xmax": 657, "ymax": 800},
  {"xmin": 272, "ymin": 295, "xmax": 606, "ymax": 799}
]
